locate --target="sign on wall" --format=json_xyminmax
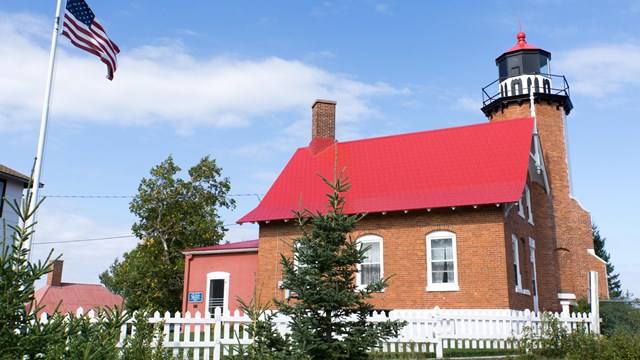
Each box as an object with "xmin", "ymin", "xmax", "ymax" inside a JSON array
[{"xmin": 188, "ymin": 291, "xmax": 203, "ymax": 303}]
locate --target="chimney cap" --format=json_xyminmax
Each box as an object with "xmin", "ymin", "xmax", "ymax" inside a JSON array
[{"xmin": 312, "ymin": 99, "xmax": 337, "ymax": 107}]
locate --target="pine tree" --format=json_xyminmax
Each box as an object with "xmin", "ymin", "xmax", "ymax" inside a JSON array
[
  {"xmin": 275, "ymin": 172, "xmax": 404, "ymax": 360},
  {"xmin": 592, "ymin": 223, "xmax": 622, "ymax": 299}
]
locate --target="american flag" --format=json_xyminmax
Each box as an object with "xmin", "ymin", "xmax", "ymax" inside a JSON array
[{"xmin": 61, "ymin": 0, "xmax": 120, "ymax": 80}]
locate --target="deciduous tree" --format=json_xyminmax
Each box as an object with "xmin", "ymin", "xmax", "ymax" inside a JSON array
[{"xmin": 100, "ymin": 155, "xmax": 234, "ymax": 312}]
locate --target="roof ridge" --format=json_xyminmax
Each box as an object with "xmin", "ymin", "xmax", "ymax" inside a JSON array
[{"xmin": 302, "ymin": 117, "xmax": 534, "ymax": 148}]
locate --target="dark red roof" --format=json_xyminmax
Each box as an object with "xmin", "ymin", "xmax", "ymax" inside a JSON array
[
  {"xmin": 182, "ymin": 239, "xmax": 259, "ymax": 254},
  {"xmin": 238, "ymin": 117, "xmax": 535, "ymax": 223},
  {"xmin": 502, "ymin": 32, "xmax": 541, "ymax": 54},
  {"xmin": 34, "ymin": 283, "xmax": 124, "ymax": 316}
]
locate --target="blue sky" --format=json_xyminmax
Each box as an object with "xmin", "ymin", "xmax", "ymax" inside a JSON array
[{"xmin": 1, "ymin": 1, "xmax": 638, "ymax": 298}]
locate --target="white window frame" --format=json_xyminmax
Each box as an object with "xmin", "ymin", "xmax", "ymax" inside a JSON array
[
  {"xmin": 512, "ymin": 235, "xmax": 530, "ymax": 295},
  {"xmin": 293, "ymin": 242, "xmax": 308, "ymax": 271},
  {"xmin": 356, "ymin": 235, "xmax": 383, "ymax": 290},
  {"xmin": 529, "ymin": 237, "xmax": 539, "ymax": 312},
  {"xmin": 524, "ymin": 185, "xmax": 534, "ymax": 225},
  {"xmin": 205, "ymin": 271, "xmax": 230, "ymax": 315},
  {"xmin": 426, "ymin": 230, "xmax": 459, "ymax": 292},
  {"xmin": 517, "ymin": 194, "xmax": 525, "ymax": 218}
]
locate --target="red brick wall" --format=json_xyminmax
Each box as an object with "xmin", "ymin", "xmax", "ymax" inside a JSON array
[
  {"xmin": 256, "ymin": 206, "xmax": 518, "ymax": 310},
  {"xmin": 311, "ymin": 100, "xmax": 336, "ymax": 140},
  {"xmin": 486, "ymin": 99, "xmax": 608, "ymax": 301},
  {"xmin": 503, "ymin": 179, "xmax": 562, "ymax": 312}
]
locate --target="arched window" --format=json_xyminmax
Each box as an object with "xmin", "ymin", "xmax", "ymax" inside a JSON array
[
  {"xmin": 426, "ymin": 231, "xmax": 459, "ymax": 291},
  {"xmin": 356, "ymin": 235, "xmax": 383, "ymax": 288},
  {"xmin": 511, "ymin": 79, "xmax": 523, "ymax": 96}
]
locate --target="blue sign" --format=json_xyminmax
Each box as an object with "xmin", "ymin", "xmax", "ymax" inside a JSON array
[{"xmin": 188, "ymin": 292, "xmax": 203, "ymax": 303}]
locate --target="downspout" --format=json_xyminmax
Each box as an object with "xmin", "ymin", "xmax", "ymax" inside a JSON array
[{"xmin": 182, "ymin": 254, "xmax": 193, "ymax": 313}]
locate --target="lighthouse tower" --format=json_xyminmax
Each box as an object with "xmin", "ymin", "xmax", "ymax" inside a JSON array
[{"xmin": 481, "ymin": 32, "xmax": 607, "ymax": 308}]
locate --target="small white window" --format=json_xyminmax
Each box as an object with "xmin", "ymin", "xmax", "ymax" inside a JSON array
[
  {"xmin": 512, "ymin": 235, "xmax": 529, "ymax": 295},
  {"xmin": 293, "ymin": 243, "xmax": 309, "ymax": 271},
  {"xmin": 517, "ymin": 195, "xmax": 525, "ymax": 218},
  {"xmin": 206, "ymin": 272, "xmax": 230, "ymax": 316},
  {"xmin": 524, "ymin": 185, "xmax": 533, "ymax": 224},
  {"xmin": 356, "ymin": 235, "xmax": 383, "ymax": 288},
  {"xmin": 426, "ymin": 231, "xmax": 459, "ymax": 292}
]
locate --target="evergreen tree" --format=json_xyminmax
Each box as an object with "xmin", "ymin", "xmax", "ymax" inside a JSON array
[
  {"xmin": 275, "ymin": 172, "xmax": 404, "ymax": 360},
  {"xmin": 592, "ymin": 223, "xmax": 622, "ymax": 299}
]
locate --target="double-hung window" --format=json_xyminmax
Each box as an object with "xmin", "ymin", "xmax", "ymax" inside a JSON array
[
  {"xmin": 517, "ymin": 185, "xmax": 534, "ymax": 224},
  {"xmin": 426, "ymin": 231, "xmax": 459, "ymax": 291},
  {"xmin": 356, "ymin": 235, "xmax": 383, "ymax": 288},
  {"xmin": 512, "ymin": 235, "xmax": 529, "ymax": 295}
]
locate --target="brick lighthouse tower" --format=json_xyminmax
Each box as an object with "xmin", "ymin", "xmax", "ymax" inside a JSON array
[{"xmin": 481, "ymin": 32, "xmax": 608, "ymax": 309}]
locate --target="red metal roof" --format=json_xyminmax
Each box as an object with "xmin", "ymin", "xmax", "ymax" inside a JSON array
[
  {"xmin": 238, "ymin": 117, "xmax": 535, "ymax": 223},
  {"xmin": 182, "ymin": 239, "xmax": 259, "ymax": 254},
  {"xmin": 502, "ymin": 32, "xmax": 541, "ymax": 54},
  {"xmin": 34, "ymin": 283, "xmax": 124, "ymax": 316}
]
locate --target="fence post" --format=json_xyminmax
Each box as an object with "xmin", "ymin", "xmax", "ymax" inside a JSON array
[
  {"xmin": 213, "ymin": 307, "xmax": 222, "ymax": 360},
  {"xmin": 589, "ymin": 271, "xmax": 600, "ymax": 334},
  {"xmin": 434, "ymin": 306, "xmax": 443, "ymax": 358}
]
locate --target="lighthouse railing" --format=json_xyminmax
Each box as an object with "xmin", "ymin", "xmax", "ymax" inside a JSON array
[{"xmin": 482, "ymin": 74, "xmax": 570, "ymax": 106}]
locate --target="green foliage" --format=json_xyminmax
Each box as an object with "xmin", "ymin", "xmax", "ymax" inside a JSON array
[
  {"xmin": 599, "ymin": 299, "xmax": 640, "ymax": 337},
  {"xmin": 592, "ymin": 223, "xmax": 622, "ymax": 299},
  {"xmin": 227, "ymin": 291, "xmax": 289, "ymax": 360},
  {"xmin": 512, "ymin": 311, "xmax": 640, "ymax": 360},
  {"xmin": 44, "ymin": 307, "xmax": 130, "ymax": 360},
  {"xmin": 512, "ymin": 312, "xmax": 569, "ymax": 359},
  {"xmin": 100, "ymin": 155, "xmax": 235, "ymax": 312},
  {"xmin": 121, "ymin": 309, "xmax": 175, "ymax": 360},
  {"xmin": 273, "ymin": 172, "xmax": 404, "ymax": 360},
  {"xmin": 0, "ymin": 183, "xmax": 173, "ymax": 359},
  {"xmin": 0, "ymin": 191, "xmax": 62, "ymax": 358},
  {"xmin": 575, "ymin": 295, "xmax": 640, "ymax": 337}
]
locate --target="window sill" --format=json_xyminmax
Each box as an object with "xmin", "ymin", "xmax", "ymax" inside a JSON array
[
  {"xmin": 516, "ymin": 287, "xmax": 531, "ymax": 296},
  {"xmin": 356, "ymin": 285, "xmax": 384, "ymax": 293},
  {"xmin": 427, "ymin": 284, "xmax": 460, "ymax": 292},
  {"xmin": 528, "ymin": 219, "xmax": 534, "ymax": 226}
]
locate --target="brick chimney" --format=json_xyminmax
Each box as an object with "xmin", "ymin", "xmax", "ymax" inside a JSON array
[
  {"xmin": 309, "ymin": 99, "xmax": 336, "ymax": 155},
  {"xmin": 47, "ymin": 260, "xmax": 63, "ymax": 287}
]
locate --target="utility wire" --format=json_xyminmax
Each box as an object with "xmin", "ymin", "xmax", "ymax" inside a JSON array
[
  {"xmin": 33, "ymin": 235, "xmax": 135, "ymax": 245},
  {"xmin": 46, "ymin": 193, "xmax": 263, "ymax": 200},
  {"xmin": 31, "ymin": 223, "xmax": 244, "ymax": 245}
]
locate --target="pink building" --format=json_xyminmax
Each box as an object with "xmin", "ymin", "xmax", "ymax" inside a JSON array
[{"xmin": 181, "ymin": 240, "xmax": 258, "ymax": 315}]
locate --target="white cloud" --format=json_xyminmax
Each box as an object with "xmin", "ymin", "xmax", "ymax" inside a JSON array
[
  {"xmin": 0, "ymin": 12, "xmax": 404, "ymax": 135},
  {"xmin": 555, "ymin": 43, "xmax": 640, "ymax": 99},
  {"xmin": 375, "ymin": 4, "xmax": 390, "ymax": 14},
  {"xmin": 454, "ymin": 97, "xmax": 482, "ymax": 113},
  {"xmin": 223, "ymin": 223, "xmax": 259, "ymax": 243},
  {"xmin": 30, "ymin": 206, "xmax": 137, "ymax": 286}
]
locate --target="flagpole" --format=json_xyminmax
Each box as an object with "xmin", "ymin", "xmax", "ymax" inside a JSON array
[{"xmin": 24, "ymin": 0, "xmax": 67, "ymax": 257}]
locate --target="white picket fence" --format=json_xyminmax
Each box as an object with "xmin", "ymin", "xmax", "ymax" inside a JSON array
[{"xmin": 97, "ymin": 306, "xmax": 598, "ymax": 360}]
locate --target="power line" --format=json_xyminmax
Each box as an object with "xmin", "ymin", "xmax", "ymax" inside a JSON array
[
  {"xmin": 47, "ymin": 195, "xmax": 133, "ymax": 199},
  {"xmin": 46, "ymin": 193, "xmax": 263, "ymax": 200},
  {"xmin": 31, "ymin": 223, "xmax": 244, "ymax": 245},
  {"xmin": 33, "ymin": 235, "xmax": 136, "ymax": 245}
]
